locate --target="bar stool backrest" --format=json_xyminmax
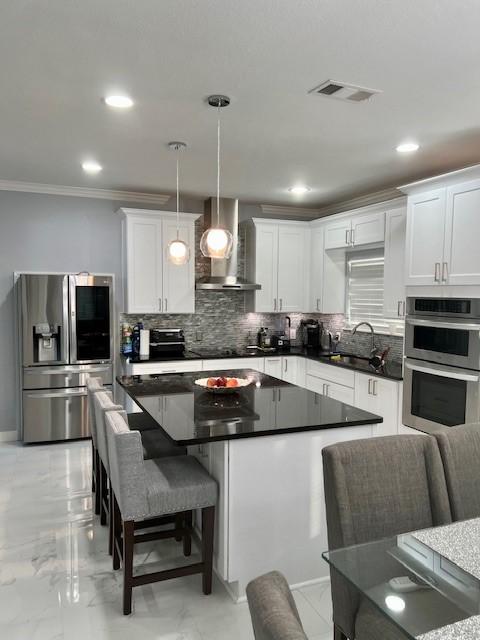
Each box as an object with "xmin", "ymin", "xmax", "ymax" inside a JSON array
[
  {"xmin": 86, "ymin": 376, "xmax": 105, "ymax": 448},
  {"xmin": 93, "ymin": 391, "xmax": 123, "ymax": 475},
  {"xmin": 104, "ymin": 410, "xmax": 149, "ymax": 521}
]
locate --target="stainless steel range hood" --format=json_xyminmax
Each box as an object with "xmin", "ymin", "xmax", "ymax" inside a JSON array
[{"xmin": 196, "ymin": 197, "xmax": 261, "ymax": 291}]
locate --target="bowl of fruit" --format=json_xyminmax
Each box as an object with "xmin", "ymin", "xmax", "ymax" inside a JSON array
[{"xmin": 194, "ymin": 376, "xmax": 251, "ymax": 394}]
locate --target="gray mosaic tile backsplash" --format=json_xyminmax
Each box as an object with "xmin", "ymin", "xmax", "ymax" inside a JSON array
[{"xmin": 121, "ymin": 218, "xmax": 404, "ymax": 363}]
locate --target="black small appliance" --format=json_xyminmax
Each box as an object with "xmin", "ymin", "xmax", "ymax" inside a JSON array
[
  {"xmin": 149, "ymin": 328, "xmax": 186, "ymax": 358},
  {"xmin": 300, "ymin": 319, "xmax": 321, "ymax": 349}
]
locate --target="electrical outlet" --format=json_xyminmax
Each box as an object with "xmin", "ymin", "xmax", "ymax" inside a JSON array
[{"xmin": 289, "ymin": 328, "xmax": 296, "ymax": 340}]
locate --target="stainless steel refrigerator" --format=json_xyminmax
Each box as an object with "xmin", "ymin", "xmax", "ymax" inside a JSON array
[{"xmin": 18, "ymin": 273, "xmax": 114, "ymax": 443}]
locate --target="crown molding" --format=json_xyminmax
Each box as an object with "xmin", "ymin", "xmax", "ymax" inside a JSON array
[
  {"xmin": 315, "ymin": 187, "xmax": 403, "ymax": 218},
  {"xmin": 260, "ymin": 204, "xmax": 321, "ymax": 218},
  {"xmin": 0, "ymin": 179, "xmax": 171, "ymax": 205}
]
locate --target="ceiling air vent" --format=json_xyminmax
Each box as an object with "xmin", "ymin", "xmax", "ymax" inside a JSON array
[{"xmin": 309, "ymin": 80, "xmax": 382, "ymax": 102}]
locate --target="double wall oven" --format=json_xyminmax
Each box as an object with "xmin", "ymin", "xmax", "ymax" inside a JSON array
[
  {"xmin": 19, "ymin": 273, "xmax": 114, "ymax": 443},
  {"xmin": 403, "ymin": 297, "xmax": 480, "ymax": 433}
]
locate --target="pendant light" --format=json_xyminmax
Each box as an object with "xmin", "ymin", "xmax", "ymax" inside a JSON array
[
  {"xmin": 200, "ymin": 95, "xmax": 234, "ymax": 259},
  {"xmin": 167, "ymin": 141, "xmax": 190, "ymax": 265}
]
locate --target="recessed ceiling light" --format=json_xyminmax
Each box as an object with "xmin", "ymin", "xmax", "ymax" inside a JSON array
[
  {"xmin": 82, "ymin": 160, "xmax": 103, "ymax": 174},
  {"xmin": 396, "ymin": 141, "xmax": 419, "ymax": 153},
  {"xmin": 288, "ymin": 186, "xmax": 311, "ymax": 195},
  {"xmin": 104, "ymin": 95, "xmax": 134, "ymax": 109}
]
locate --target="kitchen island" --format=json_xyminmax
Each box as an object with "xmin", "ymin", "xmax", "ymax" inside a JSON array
[{"xmin": 117, "ymin": 369, "xmax": 383, "ymax": 601}]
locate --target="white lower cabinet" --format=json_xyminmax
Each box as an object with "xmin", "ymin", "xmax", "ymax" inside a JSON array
[
  {"xmin": 202, "ymin": 358, "xmax": 264, "ymax": 373},
  {"xmin": 264, "ymin": 356, "xmax": 283, "ymax": 379},
  {"xmin": 354, "ymin": 372, "xmax": 399, "ymax": 436}
]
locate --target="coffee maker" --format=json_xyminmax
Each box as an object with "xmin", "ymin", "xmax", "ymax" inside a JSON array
[{"xmin": 300, "ymin": 319, "xmax": 321, "ymax": 349}]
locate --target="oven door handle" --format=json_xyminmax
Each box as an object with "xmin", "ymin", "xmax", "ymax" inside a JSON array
[
  {"xmin": 404, "ymin": 360, "xmax": 480, "ymax": 382},
  {"xmin": 406, "ymin": 317, "xmax": 480, "ymax": 331}
]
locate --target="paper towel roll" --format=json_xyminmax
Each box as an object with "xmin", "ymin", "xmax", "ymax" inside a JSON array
[{"xmin": 139, "ymin": 329, "xmax": 150, "ymax": 357}]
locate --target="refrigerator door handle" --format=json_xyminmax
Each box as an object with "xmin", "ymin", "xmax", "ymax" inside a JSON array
[{"xmin": 25, "ymin": 389, "xmax": 88, "ymax": 399}]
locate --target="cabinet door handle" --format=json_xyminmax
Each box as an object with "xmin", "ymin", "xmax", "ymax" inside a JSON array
[
  {"xmin": 368, "ymin": 379, "xmax": 372, "ymax": 395},
  {"xmin": 434, "ymin": 263, "xmax": 441, "ymax": 282},
  {"xmin": 158, "ymin": 298, "xmax": 163, "ymax": 311},
  {"xmin": 442, "ymin": 262, "xmax": 448, "ymax": 283},
  {"xmin": 397, "ymin": 301, "xmax": 402, "ymax": 317},
  {"xmin": 345, "ymin": 230, "xmax": 349, "ymax": 246},
  {"xmin": 274, "ymin": 298, "xmax": 277, "ymax": 311},
  {"xmin": 279, "ymin": 298, "xmax": 283, "ymax": 311},
  {"xmin": 403, "ymin": 301, "xmax": 406, "ymax": 316},
  {"xmin": 316, "ymin": 298, "xmax": 320, "ymax": 311},
  {"xmin": 373, "ymin": 380, "xmax": 378, "ymax": 396},
  {"xmin": 350, "ymin": 229, "xmax": 355, "ymax": 246},
  {"xmin": 165, "ymin": 298, "xmax": 168, "ymax": 312},
  {"xmin": 284, "ymin": 359, "xmax": 288, "ymax": 373},
  {"xmin": 272, "ymin": 389, "xmax": 276, "ymax": 401}
]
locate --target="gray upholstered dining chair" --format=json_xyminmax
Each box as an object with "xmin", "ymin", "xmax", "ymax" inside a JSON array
[
  {"xmin": 433, "ymin": 423, "xmax": 480, "ymax": 521},
  {"xmin": 246, "ymin": 571, "xmax": 307, "ymax": 640},
  {"xmin": 322, "ymin": 435, "xmax": 452, "ymax": 640},
  {"xmin": 104, "ymin": 409, "xmax": 217, "ymax": 615}
]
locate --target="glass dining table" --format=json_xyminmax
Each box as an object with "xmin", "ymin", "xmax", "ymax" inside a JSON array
[{"xmin": 323, "ymin": 518, "xmax": 480, "ymax": 639}]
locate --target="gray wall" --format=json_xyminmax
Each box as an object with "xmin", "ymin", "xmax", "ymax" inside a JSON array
[{"xmin": 0, "ymin": 190, "xmax": 203, "ymax": 434}]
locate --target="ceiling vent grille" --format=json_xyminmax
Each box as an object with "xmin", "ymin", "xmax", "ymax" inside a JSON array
[{"xmin": 309, "ymin": 80, "xmax": 382, "ymax": 102}]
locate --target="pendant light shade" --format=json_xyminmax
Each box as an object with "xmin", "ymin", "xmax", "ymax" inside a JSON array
[
  {"xmin": 200, "ymin": 95, "xmax": 233, "ymax": 260},
  {"xmin": 167, "ymin": 141, "xmax": 190, "ymax": 265}
]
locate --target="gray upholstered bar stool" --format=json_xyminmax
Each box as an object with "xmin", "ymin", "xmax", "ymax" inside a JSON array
[
  {"xmin": 93, "ymin": 390, "xmax": 123, "ymax": 549},
  {"xmin": 433, "ymin": 423, "xmax": 480, "ymax": 521},
  {"xmin": 322, "ymin": 435, "xmax": 452, "ymax": 640},
  {"xmin": 104, "ymin": 409, "xmax": 217, "ymax": 615},
  {"xmin": 86, "ymin": 376, "xmax": 106, "ymax": 513},
  {"xmin": 246, "ymin": 570, "xmax": 307, "ymax": 640}
]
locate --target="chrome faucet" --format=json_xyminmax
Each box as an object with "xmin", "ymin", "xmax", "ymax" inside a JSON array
[{"xmin": 351, "ymin": 322, "xmax": 378, "ymax": 358}]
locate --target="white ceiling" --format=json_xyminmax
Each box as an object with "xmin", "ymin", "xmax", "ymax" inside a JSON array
[{"xmin": 2, "ymin": 0, "xmax": 480, "ymax": 207}]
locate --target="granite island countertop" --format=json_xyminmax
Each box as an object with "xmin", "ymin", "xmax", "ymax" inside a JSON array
[{"xmin": 117, "ymin": 368, "xmax": 383, "ymax": 446}]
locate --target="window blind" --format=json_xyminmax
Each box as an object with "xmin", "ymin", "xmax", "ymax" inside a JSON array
[{"xmin": 347, "ymin": 250, "xmax": 385, "ymax": 325}]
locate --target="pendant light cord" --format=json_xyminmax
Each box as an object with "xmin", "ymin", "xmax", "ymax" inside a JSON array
[
  {"xmin": 217, "ymin": 104, "xmax": 221, "ymax": 227},
  {"xmin": 176, "ymin": 151, "xmax": 180, "ymax": 239}
]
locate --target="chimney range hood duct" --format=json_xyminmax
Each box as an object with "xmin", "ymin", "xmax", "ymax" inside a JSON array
[{"xmin": 196, "ymin": 197, "xmax": 261, "ymax": 291}]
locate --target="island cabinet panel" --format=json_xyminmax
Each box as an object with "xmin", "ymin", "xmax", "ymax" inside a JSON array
[{"xmin": 223, "ymin": 426, "xmax": 374, "ymax": 600}]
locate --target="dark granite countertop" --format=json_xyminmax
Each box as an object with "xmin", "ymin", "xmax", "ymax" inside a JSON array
[
  {"xmin": 123, "ymin": 347, "xmax": 403, "ymax": 381},
  {"xmin": 117, "ymin": 369, "xmax": 383, "ymax": 446}
]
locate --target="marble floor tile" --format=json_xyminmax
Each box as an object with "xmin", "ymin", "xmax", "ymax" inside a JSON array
[{"xmin": 0, "ymin": 440, "xmax": 333, "ymax": 640}]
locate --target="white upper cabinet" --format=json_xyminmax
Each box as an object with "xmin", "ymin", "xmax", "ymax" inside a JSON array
[
  {"xmin": 383, "ymin": 206, "xmax": 407, "ymax": 318},
  {"xmin": 162, "ymin": 217, "xmax": 196, "ymax": 313},
  {"xmin": 310, "ymin": 225, "xmax": 324, "ymax": 312},
  {"xmin": 119, "ymin": 208, "xmax": 199, "ymax": 314},
  {"xmin": 324, "ymin": 210, "xmax": 385, "ymax": 250},
  {"xmin": 324, "ymin": 217, "xmax": 352, "ymax": 250},
  {"xmin": 404, "ymin": 189, "xmax": 446, "ymax": 286},
  {"xmin": 351, "ymin": 211, "xmax": 385, "ymax": 246},
  {"xmin": 246, "ymin": 219, "xmax": 309, "ymax": 313},
  {"xmin": 445, "ymin": 178, "xmax": 480, "ymax": 285},
  {"xmin": 277, "ymin": 224, "xmax": 308, "ymax": 312},
  {"xmin": 402, "ymin": 168, "xmax": 480, "ymax": 287}
]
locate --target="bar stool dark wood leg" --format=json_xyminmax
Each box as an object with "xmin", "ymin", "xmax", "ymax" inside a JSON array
[
  {"xmin": 183, "ymin": 510, "xmax": 192, "ymax": 557},
  {"xmin": 201, "ymin": 506, "xmax": 215, "ymax": 595},
  {"xmin": 100, "ymin": 463, "xmax": 108, "ymax": 526},
  {"xmin": 94, "ymin": 451, "xmax": 101, "ymax": 515},
  {"xmin": 123, "ymin": 520, "xmax": 135, "ymax": 615},
  {"xmin": 174, "ymin": 513, "xmax": 183, "ymax": 542},
  {"xmin": 108, "ymin": 481, "xmax": 114, "ymax": 556},
  {"xmin": 112, "ymin": 496, "xmax": 122, "ymax": 571}
]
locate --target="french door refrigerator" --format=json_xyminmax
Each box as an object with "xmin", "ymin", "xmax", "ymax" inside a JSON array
[{"xmin": 19, "ymin": 273, "xmax": 114, "ymax": 443}]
